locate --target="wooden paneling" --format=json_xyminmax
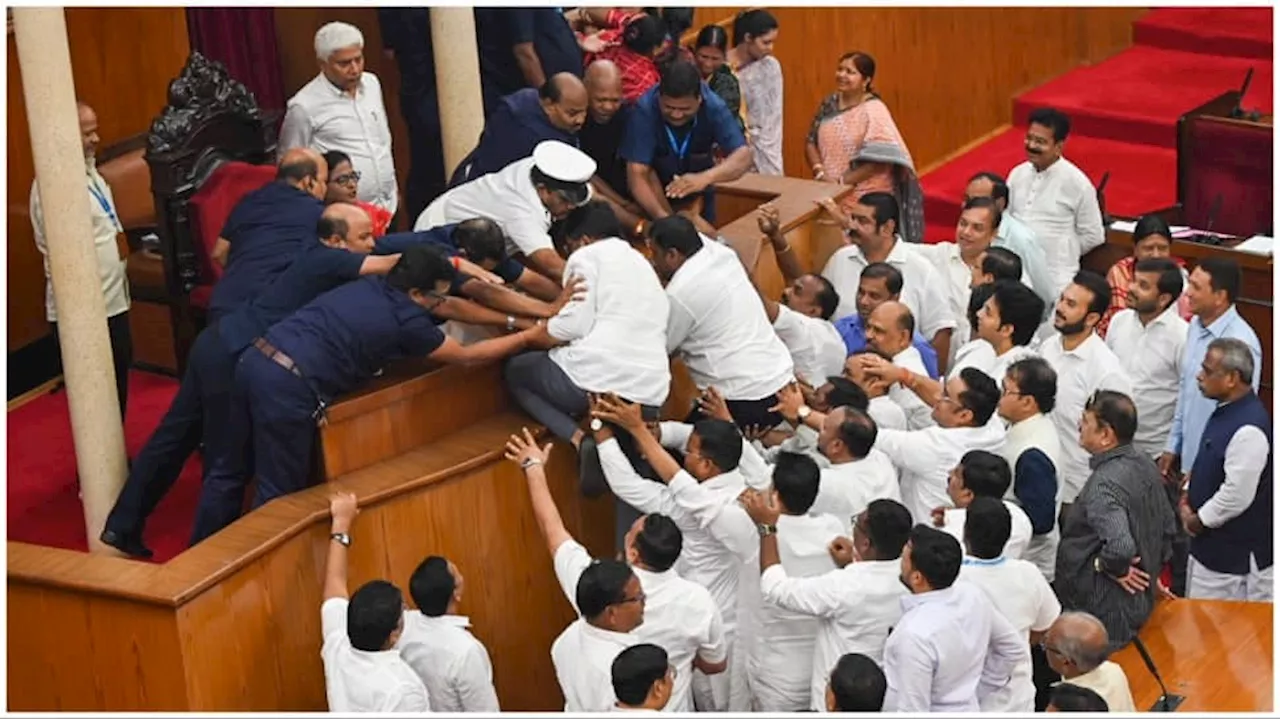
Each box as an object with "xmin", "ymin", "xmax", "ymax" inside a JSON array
[{"xmin": 7, "ymin": 8, "xmax": 190, "ymax": 352}]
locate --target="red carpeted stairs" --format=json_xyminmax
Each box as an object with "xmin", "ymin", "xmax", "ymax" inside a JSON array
[
  {"xmin": 920, "ymin": 7, "xmax": 1274, "ymax": 244},
  {"xmin": 8, "ymin": 371, "xmax": 201, "ymax": 563}
]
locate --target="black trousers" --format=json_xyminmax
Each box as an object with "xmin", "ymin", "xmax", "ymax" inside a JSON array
[{"xmin": 51, "ymin": 310, "xmax": 132, "ymax": 421}]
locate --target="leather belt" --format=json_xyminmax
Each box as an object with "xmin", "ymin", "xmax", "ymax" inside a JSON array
[{"xmin": 253, "ymin": 337, "xmax": 304, "ymax": 379}]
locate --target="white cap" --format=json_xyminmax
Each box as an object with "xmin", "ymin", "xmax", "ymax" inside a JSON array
[{"xmin": 532, "ymin": 140, "xmax": 596, "ymax": 184}]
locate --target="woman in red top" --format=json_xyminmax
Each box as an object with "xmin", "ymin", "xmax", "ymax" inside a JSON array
[
  {"xmin": 1098, "ymin": 213, "xmax": 1193, "ymax": 337},
  {"xmin": 587, "ymin": 13, "xmax": 667, "ymax": 103},
  {"xmin": 321, "ymin": 150, "xmax": 392, "ymax": 237}
]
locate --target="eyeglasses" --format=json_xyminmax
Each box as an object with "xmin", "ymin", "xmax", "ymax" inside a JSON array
[
  {"xmin": 1038, "ymin": 639, "xmax": 1068, "ymax": 660},
  {"xmin": 616, "ymin": 590, "xmax": 646, "ymax": 606},
  {"xmin": 331, "ymin": 171, "xmax": 361, "ymax": 186},
  {"xmin": 1001, "ymin": 385, "xmax": 1027, "ymax": 397}
]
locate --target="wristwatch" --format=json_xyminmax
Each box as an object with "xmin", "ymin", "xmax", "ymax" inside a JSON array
[
  {"xmin": 796, "ymin": 405, "xmax": 812, "ymax": 421},
  {"xmin": 331, "ymin": 532, "xmax": 352, "ymax": 547},
  {"xmin": 1093, "ymin": 556, "xmax": 1104, "ymax": 574},
  {"xmin": 756, "ymin": 523, "xmax": 777, "ymax": 537},
  {"xmin": 590, "ymin": 418, "xmax": 604, "ymax": 432},
  {"xmin": 506, "ymin": 315, "xmax": 516, "ymax": 332},
  {"xmin": 520, "ymin": 457, "xmax": 544, "ymax": 470}
]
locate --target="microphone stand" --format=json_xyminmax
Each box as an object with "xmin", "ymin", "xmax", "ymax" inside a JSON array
[{"xmin": 1132, "ymin": 637, "xmax": 1186, "ymax": 712}]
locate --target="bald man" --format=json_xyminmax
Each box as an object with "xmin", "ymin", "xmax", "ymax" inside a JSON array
[
  {"xmin": 579, "ymin": 59, "xmax": 644, "ymax": 235},
  {"xmin": 866, "ymin": 301, "xmax": 936, "ymax": 429},
  {"xmin": 1041, "ymin": 612, "xmax": 1136, "ymax": 712},
  {"xmin": 206, "ymin": 148, "xmax": 329, "ymax": 324},
  {"xmin": 103, "ymin": 201, "xmax": 404, "ymax": 558},
  {"xmin": 452, "ymin": 72, "xmax": 588, "ymax": 186}
]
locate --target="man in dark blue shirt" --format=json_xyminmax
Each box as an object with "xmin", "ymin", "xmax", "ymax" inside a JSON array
[
  {"xmin": 376, "ymin": 7, "xmax": 445, "ymax": 220},
  {"xmin": 206, "ymin": 148, "xmax": 328, "ymax": 324},
  {"xmin": 101, "ymin": 204, "xmax": 397, "ymax": 557},
  {"xmin": 620, "ymin": 60, "xmax": 751, "ymax": 236},
  {"xmin": 451, "ymin": 74, "xmax": 588, "ymax": 187},
  {"xmin": 579, "ymin": 59, "xmax": 645, "ymax": 238},
  {"xmin": 476, "ymin": 8, "xmax": 584, "ymax": 116},
  {"xmin": 224, "ymin": 245, "xmax": 540, "ymax": 530}
]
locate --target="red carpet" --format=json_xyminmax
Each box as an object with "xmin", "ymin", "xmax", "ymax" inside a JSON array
[
  {"xmin": 7, "ymin": 371, "xmax": 201, "ymax": 563},
  {"xmin": 921, "ymin": 7, "xmax": 1274, "ymax": 240}
]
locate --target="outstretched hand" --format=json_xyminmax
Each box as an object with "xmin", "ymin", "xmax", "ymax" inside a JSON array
[
  {"xmin": 504, "ymin": 426, "xmax": 553, "ymax": 467},
  {"xmin": 591, "ymin": 393, "xmax": 647, "ymax": 434}
]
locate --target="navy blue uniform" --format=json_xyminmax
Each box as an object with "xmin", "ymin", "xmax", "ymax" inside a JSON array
[
  {"xmin": 208, "ymin": 182, "xmax": 325, "ymax": 323},
  {"xmin": 230, "ymin": 277, "xmax": 446, "ymax": 521},
  {"xmin": 452, "ymin": 88, "xmax": 579, "ymax": 187},
  {"xmin": 377, "ymin": 7, "xmax": 445, "ymax": 220},
  {"xmin": 579, "ymin": 105, "xmax": 632, "ymax": 200},
  {"xmin": 377, "ymin": 224, "xmax": 526, "ymax": 294},
  {"xmin": 476, "ymin": 8, "xmax": 583, "ymax": 115}
]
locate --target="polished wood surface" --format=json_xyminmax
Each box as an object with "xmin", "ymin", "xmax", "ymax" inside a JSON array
[
  {"xmin": 1111, "ymin": 599, "xmax": 1273, "ymax": 712},
  {"xmin": 6, "ymin": 8, "xmax": 190, "ymax": 352}
]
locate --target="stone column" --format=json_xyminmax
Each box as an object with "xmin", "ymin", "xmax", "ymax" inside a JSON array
[
  {"xmin": 429, "ymin": 8, "xmax": 486, "ymax": 180},
  {"xmin": 13, "ymin": 7, "xmax": 128, "ymax": 554}
]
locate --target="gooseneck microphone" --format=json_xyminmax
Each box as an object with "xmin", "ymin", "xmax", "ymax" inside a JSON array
[{"xmin": 1132, "ymin": 637, "xmax": 1186, "ymax": 712}]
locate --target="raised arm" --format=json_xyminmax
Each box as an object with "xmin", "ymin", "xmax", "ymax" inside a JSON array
[
  {"xmin": 323, "ymin": 492, "xmax": 359, "ymax": 601},
  {"xmin": 505, "ymin": 427, "xmax": 573, "ymax": 558}
]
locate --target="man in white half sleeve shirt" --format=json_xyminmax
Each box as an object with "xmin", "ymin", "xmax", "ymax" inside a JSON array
[{"xmin": 864, "ymin": 302, "xmax": 935, "ymax": 429}]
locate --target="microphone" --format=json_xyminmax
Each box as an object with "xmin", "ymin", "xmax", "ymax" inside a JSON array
[
  {"xmin": 1132, "ymin": 637, "xmax": 1186, "ymax": 712},
  {"xmin": 1229, "ymin": 68, "xmax": 1261, "ymax": 122},
  {"xmin": 1191, "ymin": 194, "xmax": 1225, "ymax": 245}
]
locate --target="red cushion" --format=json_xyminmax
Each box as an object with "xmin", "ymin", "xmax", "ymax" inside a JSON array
[
  {"xmin": 190, "ymin": 284, "xmax": 213, "ymax": 310},
  {"xmin": 187, "ymin": 161, "xmax": 276, "ymax": 285}
]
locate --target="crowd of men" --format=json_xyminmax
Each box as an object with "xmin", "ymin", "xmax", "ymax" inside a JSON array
[{"xmin": 43, "ymin": 12, "xmax": 1270, "ymax": 715}]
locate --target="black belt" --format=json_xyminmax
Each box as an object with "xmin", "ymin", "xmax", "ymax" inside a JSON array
[{"xmin": 253, "ymin": 338, "xmax": 329, "ymax": 425}]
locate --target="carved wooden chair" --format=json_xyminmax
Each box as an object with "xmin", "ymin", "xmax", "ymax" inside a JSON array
[{"xmin": 145, "ymin": 52, "xmax": 278, "ymax": 374}]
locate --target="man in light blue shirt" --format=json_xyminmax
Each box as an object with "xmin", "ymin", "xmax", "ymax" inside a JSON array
[
  {"xmin": 832, "ymin": 262, "xmax": 941, "ymax": 378},
  {"xmin": 965, "ymin": 171, "xmax": 1056, "ymax": 316},
  {"xmin": 1161, "ymin": 258, "xmax": 1263, "ymax": 474}
]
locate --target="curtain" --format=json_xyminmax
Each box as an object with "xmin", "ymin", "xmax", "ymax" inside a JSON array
[{"xmin": 186, "ymin": 7, "xmax": 286, "ymax": 113}]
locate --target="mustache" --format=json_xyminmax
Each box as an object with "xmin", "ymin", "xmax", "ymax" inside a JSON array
[{"xmin": 1026, "ymin": 146, "xmax": 1043, "ymax": 154}]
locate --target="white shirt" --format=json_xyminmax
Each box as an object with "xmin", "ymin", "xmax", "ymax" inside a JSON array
[
  {"xmin": 320, "ymin": 598, "xmax": 430, "ymax": 712},
  {"xmin": 397, "ymin": 612, "xmax": 500, "ymax": 712},
  {"xmin": 959, "ymin": 556, "xmax": 1062, "ymax": 712},
  {"xmin": 882, "ymin": 581, "xmax": 1024, "ymax": 712},
  {"xmin": 281, "ymin": 72, "xmax": 398, "ymax": 214},
  {"xmin": 868, "ymin": 395, "xmax": 908, "ymax": 431},
  {"xmin": 821, "ymin": 237, "xmax": 956, "ymax": 340},
  {"xmin": 551, "ymin": 540, "xmax": 639, "ymax": 712},
  {"xmin": 666, "ymin": 236, "xmax": 795, "ymax": 400},
  {"xmin": 1197, "ymin": 424, "xmax": 1271, "ymax": 529},
  {"xmin": 876, "ymin": 422, "xmax": 1008, "ymax": 524},
  {"xmin": 774, "ymin": 304, "xmax": 847, "ymax": 388},
  {"xmin": 751, "ymin": 513, "xmax": 845, "ymax": 711},
  {"xmin": 30, "ymin": 161, "xmax": 130, "ymax": 323},
  {"xmin": 1039, "ymin": 333, "xmax": 1133, "ymax": 502},
  {"xmin": 1063, "ymin": 662, "xmax": 1138, "ymax": 712},
  {"xmin": 1006, "ymin": 157, "xmax": 1105, "ymax": 296},
  {"xmin": 548, "ymin": 238, "xmax": 671, "ymax": 406},
  {"xmin": 757, "ymin": 424, "xmax": 825, "ymax": 466},
  {"xmin": 810, "ymin": 450, "xmax": 902, "ymax": 534},
  {"xmin": 949, "ymin": 340, "xmax": 1040, "ymax": 385},
  {"xmin": 415, "ymin": 155, "xmax": 551, "ymax": 258},
  {"xmin": 1104, "ymin": 305, "xmax": 1189, "ymax": 458},
  {"xmin": 760, "ymin": 559, "xmax": 908, "ymax": 711},
  {"xmin": 888, "ymin": 345, "xmax": 936, "ymax": 430},
  {"xmin": 940, "ymin": 500, "xmax": 1034, "ymax": 560}
]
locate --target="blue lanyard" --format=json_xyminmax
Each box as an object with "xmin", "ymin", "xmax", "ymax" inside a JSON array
[
  {"xmin": 664, "ymin": 116, "xmax": 698, "ymax": 160},
  {"xmin": 88, "ymin": 177, "xmax": 120, "ymax": 229}
]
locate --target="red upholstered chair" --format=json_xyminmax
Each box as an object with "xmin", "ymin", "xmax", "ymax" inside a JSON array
[{"xmin": 185, "ymin": 162, "xmax": 277, "ymax": 310}]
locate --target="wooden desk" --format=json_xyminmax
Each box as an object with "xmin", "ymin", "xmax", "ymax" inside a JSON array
[
  {"xmin": 1112, "ymin": 599, "xmax": 1274, "ymax": 712},
  {"xmin": 1177, "ymin": 91, "xmax": 1273, "ymax": 239}
]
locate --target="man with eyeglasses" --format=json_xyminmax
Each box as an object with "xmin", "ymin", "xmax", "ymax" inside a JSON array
[{"xmin": 1040, "ymin": 611, "xmax": 1137, "ymax": 711}]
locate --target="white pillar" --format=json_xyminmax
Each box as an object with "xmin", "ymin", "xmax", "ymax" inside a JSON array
[
  {"xmin": 13, "ymin": 7, "xmax": 128, "ymax": 555},
  {"xmin": 429, "ymin": 8, "xmax": 486, "ymax": 180}
]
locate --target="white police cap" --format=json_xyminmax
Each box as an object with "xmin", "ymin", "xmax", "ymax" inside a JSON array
[{"xmin": 532, "ymin": 140, "xmax": 596, "ymax": 184}]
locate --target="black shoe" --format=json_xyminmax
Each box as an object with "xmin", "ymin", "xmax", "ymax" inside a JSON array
[
  {"xmin": 100, "ymin": 528, "xmax": 154, "ymax": 559},
  {"xmin": 578, "ymin": 436, "xmax": 608, "ymax": 499}
]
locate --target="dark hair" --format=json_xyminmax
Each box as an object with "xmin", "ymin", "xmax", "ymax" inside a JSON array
[
  {"xmin": 907, "ymin": 525, "xmax": 962, "ymax": 590},
  {"xmin": 964, "ymin": 496, "xmax": 1011, "ymax": 560},
  {"xmin": 822, "ymin": 376, "xmax": 869, "ymax": 412},
  {"xmin": 967, "ymin": 283, "xmax": 996, "ymax": 336},
  {"xmin": 1006, "ymin": 357, "xmax": 1057, "ymax": 413},
  {"xmin": 452, "ymin": 218, "xmax": 508, "ymax": 265},
  {"xmin": 1027, "ymin": 107, "xmax": 1071, "ymax": 142},
  {"xmin": 1071, "ymin": 270, "xmax": 1112, "ymax": 320},
  {"xmin": 576, "ymin": 559, "xmax": 635, "ymax": 620},
  {"xmin": 968, "ymin": 171, "xmax": 1009, "ymax": 205},
  {"xmin": 829, "ymin": 653, "xmax": 887, "ymax": 712},
  {"xmin": 835, "ymin": 406, "xmax": 878, "ymax": 459},
  {"xmin": 347, "ymin": 580, "xmax": 405, "ymax": 651},
  {"xmin": 386, "ymin": 243, "xmax": 458, "ymax": 293},
  {"xmin": 658, "ymin": 59, "xmax": 702, "ymax": 99},
  {"xmin": 1133, "ymin": 257, "xmax": 1184, "ymax": 304},
  {"xmin": 838, "ymin": 51, "xmax": 877, "ymax": 94},
  {"xmin": 961, "ymin": 195, "xmax": 1003, "ymax": 231},
  {"xmin": 530, "ymin": 165, "xmax": 590, "ymax": 205},
  {"xmin": 863, "ymin": 499, "xmax": 912, "ymax": 559},
  {"xmin": 958, "ymin": 450, "xmax": 1012, "ymax": 499},
  {"xmin": 635, "ymin": 514, "xmax": 682, "ymax": 572},
  {"xmin": 1133, "ymin": 213, "xmax": 1173, "ymax": 245},
  {"xmin": 623, "ymin": 13, "xmax": 665, "ymax": 55},
  {"xmin": 538, "ymin": 73, "xmax": 575, "ymax": 103},
  {"xmin": 732, "ymin": 9, "xmax": 778, "ymax": 46},
  {"xmin": 772, "ymin": 452, "xmax": 822, "ymax": 514},
  {"xmin": 277, "ymin": 154, "xmax": 321, "ymax": 183},
  {"xmin": 408, "ymin": 556, "xmax": 455, "ymax": 617},
  {"xmin": 1049, "ymin": 683, "xmax": 1109, "ymax": 712},
  {"xmin": 811, "ymin": 274, "xmax": 841, "ymax": 320},
  {"xmin": 694, "ymin": 24, "xmax": 728, "ymax": 53},
  {"xmin": 989, "ymin": 280, "xmax": 1046, "ymax": 346},
  {"xmin": 660, "ymin": 7, "xmax": 694, "ymax": 39},
  {"xmin": 648, "ymin": 214, "xmax": 704, "ymax": 257},
  {"xmin": 858, "ymin": 192, "xmax": 900, "ymax": 234},
  {"xmin": 612, "ymin": 643, "xmax": 669, "ymax": 706},
  {"xmin": 956, "ymin": 368, "xmax": 1000, "ymax": 426},
  {"xmin": 555, "ymin": 200, "xmax": 623, "ymax": 248},
  {"xmin": 320, "ymin": 149, "xmax": 352, "ymax": 173},
  {"xmin": 1084, "ymin": 390, "xmax": 1138, "ymax": 445},
  {"xmin": 692, "ymin": 418, "xmax": 743, "ymax": 473},
  {"xmin": 316, "ymin": 212, "xmax": 351, "ymax": 242},
  {"xmin": 860, "ymin": 262, "xmax": 904, "ymax": 296},
  {"xmin": 981, "ymin": 247, "xmax": 1024, "ymax": 283},
  {"xmin": 1196, "ymin": 257, "xmax": 1242, "ymax": 304}
]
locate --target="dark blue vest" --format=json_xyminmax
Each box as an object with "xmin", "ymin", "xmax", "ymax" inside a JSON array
[{"xmin": 1187, "ymin": 393, "xmax": 1273, "ymax": 574}]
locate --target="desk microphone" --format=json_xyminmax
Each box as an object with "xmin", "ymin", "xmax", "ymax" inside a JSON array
[
  {"xmin": 1229, "ymin": 68, "xmax": 1262, "ymax": 122},
  {"xmin": 1132, "ymin": 637, "xmax": 1186, "ymax": 712},
  {"xmin": 1096, "ymin": 171, "xmax": 1111, "ymax": 225},
  {"xmin": 1190, "ymin": 194, "xmax": 1225, "ymax": 246}
]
